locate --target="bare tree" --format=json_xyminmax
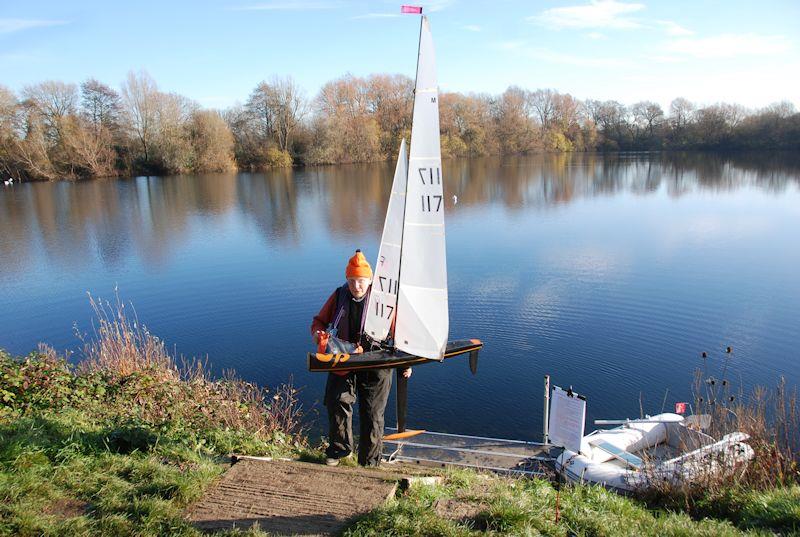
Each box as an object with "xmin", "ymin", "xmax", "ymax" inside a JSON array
[
  {"xmin": 121, "ymin": 70, "xmax": 158, "ymax": 164},
  {"xmin": 245, "ymin": 76, "xmax": 307, "ymax": 153},
  {"xmin": 528, "ymin": 88, "xmax": 557, "ymax": 130},
  {"xmin": 669, "ymin": 97, "xmax": 695, "ymax": 130},
  {"xmin": 154, "ymin": 92, "xmax": 196, "ymax": 173},
  {"xmin": 246, "ymin": 82, "xmax": 276, "ymax": 141},
  {"xmin": 309, "ymin": 75, "xmax": 381, "ymax": 164},
  {"xmin": 493, "ymin": 86, "xmax": 538, "ymax": 153},
  {"xmin": 0, "ymin": 85, "xmax": 17, "ymax": 131},
  {"xmin": 21, "ymin": 80, "xmax": 78, "ymax": 142},
  {"xmin": 763, "ymin": 101, "xmax": 796, "ymax": 119},
  {"xmin": 551, "ymin": 93, "xmax": 580, "ymax": 134},
  {"xmin": 440, "ymin": 92, "xmax": 496, "ymax": 156},
  {"xmin": 632, "ymin": 101, "xmax": 664, "ymax": 138},
  {"xmin": 0, "ymin": 85, "xmax": 19, "ymax": 176},
  {"xmin": 190, "ymin": 109, "xmax": 236, "ymax": 172},
  {"xmin": 271, "ymin": 77, "xmax": 307, "ymax": 152},
  {"xmin": 81, "ymin": 78, "xmax": 121, "ymax": 135},
  {"xmin": 366, "ymin": 74, "xmax": 413, "ymax": 156},
  {"xmin": 61, "ymin": 116, "xmax": 117, "ymax": 177},
  {"xmin": 11, "ymin": 111, "xmax": 59, "ymax": 180},
  {"xmin": 583, "ymin": 99, "xmax": 604, "ymax": 125}
]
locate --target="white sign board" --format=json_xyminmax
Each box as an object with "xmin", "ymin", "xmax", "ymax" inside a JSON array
[{"xmin": 548, "ymin": 386, "xmax": 586, "ymax": 453}]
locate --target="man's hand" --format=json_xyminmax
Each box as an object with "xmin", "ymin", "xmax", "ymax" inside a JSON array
[
  {"xmin": 354, "ymin": 345, "xmax": 364, "ymax": 354},
  {"xmin": 402, "ymin": 367, "xmax": 412, "ymax": 379}
]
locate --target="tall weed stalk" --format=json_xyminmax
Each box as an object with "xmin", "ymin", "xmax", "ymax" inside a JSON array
[{"xmin": 50, "ymin": 292, "xmax": 305, "ymax": 442}]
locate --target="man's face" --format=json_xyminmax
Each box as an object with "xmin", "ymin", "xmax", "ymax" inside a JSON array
[{"xmin": 347, "ymin": 277, "xmax": 370, "ymax": 299}]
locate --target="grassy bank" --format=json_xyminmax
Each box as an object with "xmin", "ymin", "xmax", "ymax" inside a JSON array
[
  {"xmin": 346, "ymin": 470, "xmax": 800, "ymax": 536},
  {"xmin": 0, "ymin": 368, "xmax": 306, "ymax": 536},
  {"xmin": 0, "ymin": 296, "xmax": 306, "ymax": 536},
  {"xmin": 1, "ymin": 297, "xmax": 798, "ymax": 535}
]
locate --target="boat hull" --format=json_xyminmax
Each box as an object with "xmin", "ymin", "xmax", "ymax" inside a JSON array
[
  {"xmin": 553, "ymin": 413, "xmax": 754, "ymax": 493},
  {"xmin": 308, "ymin": 338, "xmax": 482, "ymax": 373}
]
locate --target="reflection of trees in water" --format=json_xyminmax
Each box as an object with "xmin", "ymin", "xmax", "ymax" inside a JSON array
[
  {"xmin": 236, "ymin": 170, "xmax": 300, "ymax": 245},
  {"xmin": 132, "ymin": 176, "xmax": 214, "ymax": 268},
  {"xmin": 1, "ymin": 153, "xmax": 797, "ymax": 274},
  {"xmin": 659, "ymin": 152, "xmax": 800, "ymax": 195},
  {"xmin": 310, "ymin": 162, "xmax": 392, "ymax": 238},
  {"xmin": 0, "ymin": 186, "xmax": 37, "ymax": 273},
  {"xmin": 447, "ymin": 152, "xmax": 799, "ymax": 209}
]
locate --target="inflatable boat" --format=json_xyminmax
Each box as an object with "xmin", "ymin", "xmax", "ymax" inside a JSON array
[{"xmin": 554, "ymin": 413, "xmax": 754, "ymax": 493}]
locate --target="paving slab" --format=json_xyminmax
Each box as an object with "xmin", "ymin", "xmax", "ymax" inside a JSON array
[{"xmin": 185, "ymin": 458, "xmax": 400, "ymax": 535}]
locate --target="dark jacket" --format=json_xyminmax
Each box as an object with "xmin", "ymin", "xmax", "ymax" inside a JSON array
[{"xmin": 311, "ymin": 284, "xmax": 371, "ymax": 347}]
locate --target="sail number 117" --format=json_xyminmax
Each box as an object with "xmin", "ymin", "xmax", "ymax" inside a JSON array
[{"xmin": 419, "ymin": 166, "xmax": 443, "ymax": 212}]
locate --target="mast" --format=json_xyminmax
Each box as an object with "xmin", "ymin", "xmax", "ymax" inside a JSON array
[
  {"xmin": 395, "ymin": 14, "xmax": 449, "ymax": 360},
  {"xmin": 392, "ymin": 14, "xmax": 423, "ymax": 345}
]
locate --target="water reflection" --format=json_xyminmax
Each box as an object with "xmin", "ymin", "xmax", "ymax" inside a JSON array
[{"xmin": 1, "ymin": 152, "xmax": 798, "ymax": 274}]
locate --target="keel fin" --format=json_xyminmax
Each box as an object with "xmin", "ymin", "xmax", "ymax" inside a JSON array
[
  {"xmin": 469, "ymin": 349, "xmax": 479, "ymax": 375},
  {"xmin": 396, "ymin": 368, "xmax": 408, "ymax": 433}
]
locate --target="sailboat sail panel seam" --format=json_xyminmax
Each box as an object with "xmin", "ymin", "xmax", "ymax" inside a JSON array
[
  {"xmin": 406, "ymin": 223, "xmax": 444, "ymax": 228},
  {"xmin": 400, "ymin": 284, "xmax": 448, "ymax": 292}
]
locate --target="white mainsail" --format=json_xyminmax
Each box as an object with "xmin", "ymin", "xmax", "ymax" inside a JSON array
[
  {"xmin": 365, "ymin": 138, "xmax": 408, "ymax": 342},
  {"xmin": 395, "ymin": 16, "xmax": 448, "ymax": 360}
]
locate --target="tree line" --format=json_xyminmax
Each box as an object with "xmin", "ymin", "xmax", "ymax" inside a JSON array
[{"xmin": 1, "ymin": 70, "xmax": 798, "ymax": 180}]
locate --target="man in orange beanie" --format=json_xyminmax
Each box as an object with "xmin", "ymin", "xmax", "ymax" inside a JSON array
[{"xmin": 311, "ymin": 249, "xmax": 411, "ymax": 467}]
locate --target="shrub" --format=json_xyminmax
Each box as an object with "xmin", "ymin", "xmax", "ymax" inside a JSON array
[
  {"xmin": 2, "ymin": 294, "xmax": 306, "ymax": 449},
  {"xmin": 263, "ymin": 146, "xmax": 293, "ymax": 168}
]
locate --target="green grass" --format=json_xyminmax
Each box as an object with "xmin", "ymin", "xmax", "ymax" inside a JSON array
[
  {"xmin": 0, "ymin": 347, "xmax": 303, "ymax": 537},
  {"xmin": 345, "ymin": 470, "xmax": 800, "ymax": 536},
  {"xmin": 2, "ymin": 343, "xmax": 799, "ymax": 537},
  {"xmin": 0, "ymin": 411, "xmax": 216, "ymax": 536},
  {"xmin": 0, "ymin": 408, "xmax": 314, "ymax": 537}
]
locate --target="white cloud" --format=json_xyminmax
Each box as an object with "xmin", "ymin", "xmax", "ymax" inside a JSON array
[
  {"xmin": 617, "ymin": 64, "xmax": 800, "ymax": 109},
  {"xmin": 493, "ymin": 40, "xmax": 631, "ymax": 68},
  {"xmin": 664, "ymin": 33, "xmax": 792, "ymax": 59},
  {"xmin": 231, "ymin": 1, "xmax": 341, "ymax": 11},
  {"xmin": 586, "ymin": 32, "xmax": 607, "ymax": 40},
  {"xmin": 530, "ymin": 0, "xmax": 644, "ymax": 30},
  {"xmin": 0, "ymin": 18, "xmax": 67, "ymax": 34},
  {"xmin": 657, "ymin": 20, "xmax": 693, "ymax": 36},
  {"xmin": 463, "ymin": 24, "xmax": 481, "ymax": 32}
]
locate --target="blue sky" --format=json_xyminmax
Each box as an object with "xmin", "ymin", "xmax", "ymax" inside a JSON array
[{"xmin": 2, "ymin": 0, "xmax": 798, "ymax": 111}]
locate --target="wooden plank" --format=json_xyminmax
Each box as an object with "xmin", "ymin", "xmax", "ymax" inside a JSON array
[{"xmin": 185, "ymin": 459, "xmax": 400, "ymax": 535}]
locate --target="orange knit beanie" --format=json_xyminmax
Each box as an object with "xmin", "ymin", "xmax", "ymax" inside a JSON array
[{"xmin": 345, "ymin": 249, "xmax": 373, "ymax": 279}]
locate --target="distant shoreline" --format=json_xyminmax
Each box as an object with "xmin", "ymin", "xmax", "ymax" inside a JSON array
[{"xmin": 2, "ymin": 73, "xmax": 797, "ymax": 182}]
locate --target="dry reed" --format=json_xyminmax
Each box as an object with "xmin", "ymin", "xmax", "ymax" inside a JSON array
[
  {"xmin": 75, "ymin": 292, "xmax": 306, "ymax": 441},
  {"xmin": 638, "ymin": 350, "xmax": 798, "ymax": 505}
]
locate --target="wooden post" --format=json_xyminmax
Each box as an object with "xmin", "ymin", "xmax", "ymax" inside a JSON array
[{"xmin": 543, "ymin": 374, "xmax": 551, "ymax": 444}]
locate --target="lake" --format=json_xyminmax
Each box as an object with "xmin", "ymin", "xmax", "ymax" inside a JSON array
[{"xmin": 1, "ymin": 152, "xmax": 798, "ymax": 441}]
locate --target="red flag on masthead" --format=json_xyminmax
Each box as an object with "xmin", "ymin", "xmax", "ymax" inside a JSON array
[
  {"xmin": 675, "ymin": 402, "xmax": 687, "ymax": 414},
  {"xmin": 401, "ymin": 5, "xmax": 423, "ymax": 14}
]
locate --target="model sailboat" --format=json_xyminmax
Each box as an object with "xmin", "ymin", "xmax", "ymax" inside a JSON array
[{"xmin": 308, "ymin": 15, "xmax": 482, "ymax": 376}]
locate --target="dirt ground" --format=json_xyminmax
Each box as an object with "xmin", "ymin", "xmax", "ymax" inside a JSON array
[
  {"xmin": 185, "ymin": 458, "xmax": 401, "ymax": 535},
  {"xmin": 43, "ymin": 498, "xmax": 89, "ymax": 519}
]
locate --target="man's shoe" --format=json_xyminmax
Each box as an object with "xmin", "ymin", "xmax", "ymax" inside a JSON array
[{"xmin": 324, "ymin": 457, "xmax": 340, "ymax": 466}]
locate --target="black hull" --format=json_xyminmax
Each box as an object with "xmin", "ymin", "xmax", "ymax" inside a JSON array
[{"xmin": 308, "ymin": 339, "xmax": 482, "ymax": 373}]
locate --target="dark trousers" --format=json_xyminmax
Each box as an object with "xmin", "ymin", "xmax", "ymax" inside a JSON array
[{"xmin": 324, "ymin": 369, "xmax": 392, "ymax": 466}]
